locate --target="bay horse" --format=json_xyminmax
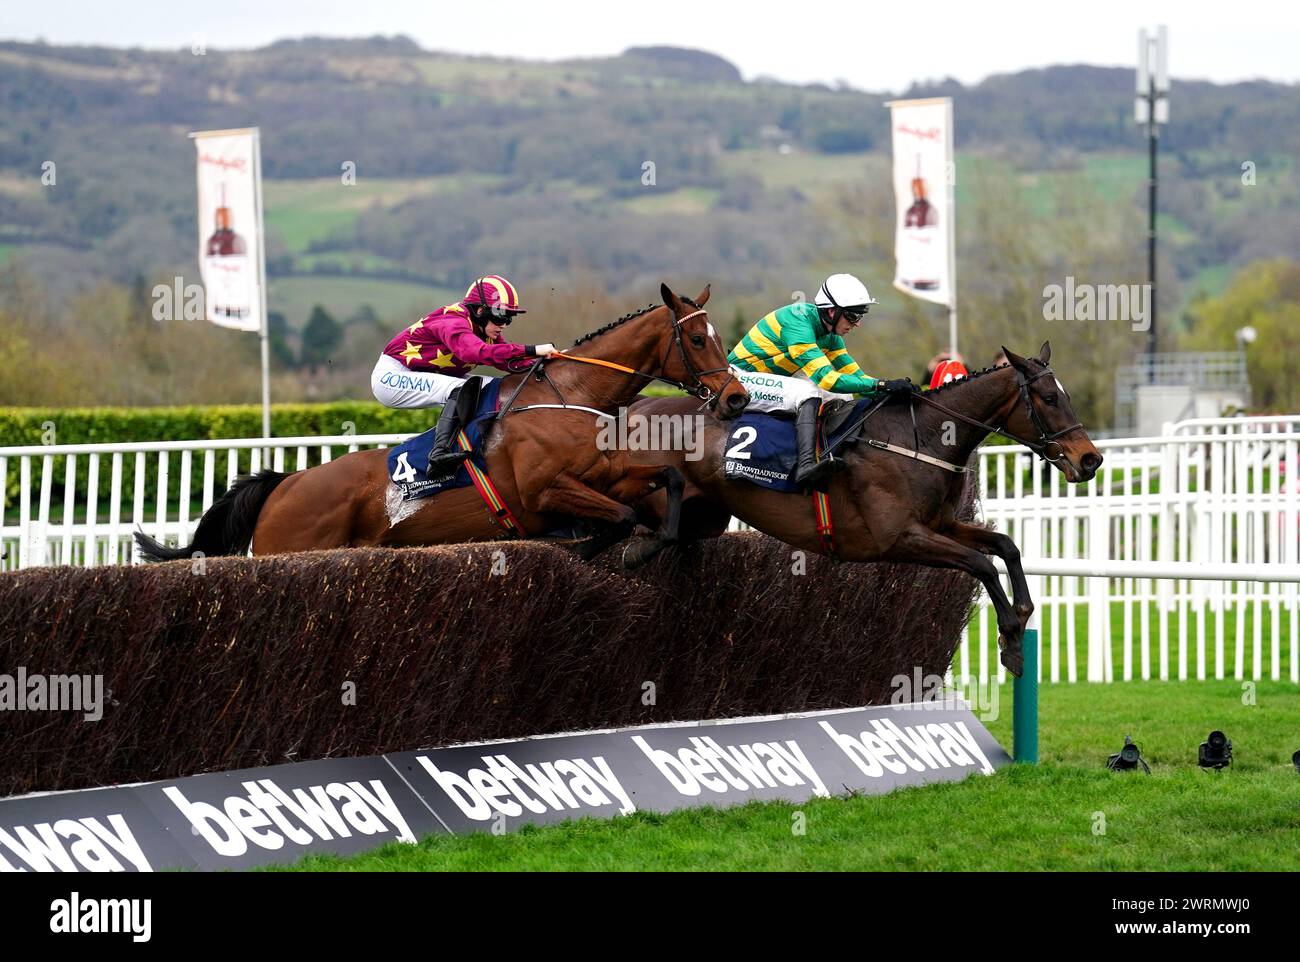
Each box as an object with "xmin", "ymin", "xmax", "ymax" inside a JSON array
[
  {"xmin": 135, "ymin": 284, "xmax": 747, "ymax": 564},
  {"xmin": 627, "ymin": 342, "xmax": 1103, "ymax": 676}
]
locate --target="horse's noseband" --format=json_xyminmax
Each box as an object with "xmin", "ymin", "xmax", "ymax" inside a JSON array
[
  {"xmin": 1017, "ymin": 366, "xmax": 1083, "ymax": 464},
  {"xmin": 668, "ymin": 308, "xmax": 734, "ymax": 406}
]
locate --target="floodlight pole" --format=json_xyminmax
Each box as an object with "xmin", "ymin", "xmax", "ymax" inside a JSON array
[
  {"xmin": 1137, "ymin": 26, "xmax": 1168, "ymax": 382},
  {"xmin": 1146, "ymin": 81, "xmax": 1158, "ymax": 375}
]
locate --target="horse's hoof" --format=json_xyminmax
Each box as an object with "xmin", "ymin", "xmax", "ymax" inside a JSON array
[
  {"xmin": 622, "ymin": 539, "xmax": 659, "ymax": 569},
  {"xmin": 998, "ymin": 633, "xmax": 1024, "ymax": 678}
]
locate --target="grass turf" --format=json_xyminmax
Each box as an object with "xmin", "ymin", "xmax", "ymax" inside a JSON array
[{"xmin": 269, "ymin": 678, "xmax": 1300, "ymax": 872}]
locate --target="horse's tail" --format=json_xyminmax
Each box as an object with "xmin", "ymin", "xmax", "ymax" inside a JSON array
[{"xmin": 133, "ymin": 470, "xmax": 291, "ymax": 562}]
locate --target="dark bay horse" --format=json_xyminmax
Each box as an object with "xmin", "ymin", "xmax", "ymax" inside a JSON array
[
  {"xmin": 135, "ymin": 284, "xmax": 747, "ymax": 563},
  {"xmin": 628, "ymin": 342, "xmax": 1103, "ymax": 675}
]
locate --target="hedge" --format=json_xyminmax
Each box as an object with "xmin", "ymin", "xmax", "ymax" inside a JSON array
[
  {"xmin": 0, "ymin": 385, "xmax": 683, "ymax": 447},
  {"xmin": 0, "ymin": 402, "xmax": 434, "ymax": 448}
]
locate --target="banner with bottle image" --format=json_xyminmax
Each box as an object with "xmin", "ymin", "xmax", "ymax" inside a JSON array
[
  {"xmin": 193, "ymin": 128, "xmax": 263, "ymax": 333},
  {"xmin": 887, "ymin": 98, "xmax": 954, "ymax": 308}
]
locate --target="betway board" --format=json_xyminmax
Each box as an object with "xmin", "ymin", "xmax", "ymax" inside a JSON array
[{"xmin": 0, "ymin": 702, "xmax": 1009, "ymax": 872}]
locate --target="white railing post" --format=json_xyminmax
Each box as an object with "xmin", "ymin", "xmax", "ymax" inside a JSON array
[
  {"xmin": 1087, "ymin": 503, "xmax": 1109, "ymax": 682},
  {"xmin": 84, "ymin": 453, "xmax": 99, "ymax": 568},
  {"xmin": 18, "ymin": 455, "xmax": 31, "ymax": 569},
  {"xmin": 108, "ymin": 452, "xmax": 122, "ymax": 566}
]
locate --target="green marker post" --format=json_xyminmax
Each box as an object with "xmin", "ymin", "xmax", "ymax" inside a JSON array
[{"xmin": 1013, "ymin": 627, "xmax": 1039, "ymax": 763}]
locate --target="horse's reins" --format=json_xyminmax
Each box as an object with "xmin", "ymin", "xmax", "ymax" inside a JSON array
[
  {"xmin": 499, "ymin": 307, "xmax": 735, "ymax": 420},
  {"xmin": 821, "ymin": 362, "xmax": 1083, "ymax": 473},
  {"xmin": 915, "ymin": 364, "xmax": 1083, "ymax": 464}
]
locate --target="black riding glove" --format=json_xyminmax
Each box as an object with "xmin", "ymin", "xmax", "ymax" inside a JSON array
[{"xmin": 879, "ymin": 378, "xmax": 917, "ymax": 395}]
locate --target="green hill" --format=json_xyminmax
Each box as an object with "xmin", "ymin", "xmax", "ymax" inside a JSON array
[
  {"xmin": 1, "ymin": 36, "xmax": 1298, "ymax": 419},
  {"xmin": 3, "ymin": 37, "xmax": 1297, "ymax": 309}
]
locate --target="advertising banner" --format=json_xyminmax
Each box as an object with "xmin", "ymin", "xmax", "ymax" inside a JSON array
[
  {"xmin": 393, "ymin": 702, "xmax": 1010, "ymax": 835},
  {"xmin": 192, "ymin": 128, "xmax": 263, "ymax": 333},
  {"xmin": 0, "ymin": 787, "xmax": 195, "ymax": 873},
  {"xmin": 1, "ymin": 702, "xmax": 1009, "ymax": 871},
  {"xmin": 888, "ymin": 98, "xmax": 955, "ymax": 308},
  {"xmin": 132, "ymin": 755, "xmax": 447, "ymax": 872}
]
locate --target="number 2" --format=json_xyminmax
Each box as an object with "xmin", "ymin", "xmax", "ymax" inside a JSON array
[{"xmin": 726, "ymin": 426, "xmax": 758, "ymax": 460}]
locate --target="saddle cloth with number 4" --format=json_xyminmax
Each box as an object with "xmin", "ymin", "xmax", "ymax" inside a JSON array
[{"xmin": 386, "ymin": 378, "xmax": 504, "ymax": 501}]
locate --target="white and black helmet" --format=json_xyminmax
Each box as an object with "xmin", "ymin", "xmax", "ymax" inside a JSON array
[{"xmin": 814, "ymin": 273, "xmax": 878, "ymax": 317}]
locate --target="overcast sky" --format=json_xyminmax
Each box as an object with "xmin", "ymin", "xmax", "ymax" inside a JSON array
[{"xmin": 5, "ymin": 0, "xmax": 1299, "ymax": 90}]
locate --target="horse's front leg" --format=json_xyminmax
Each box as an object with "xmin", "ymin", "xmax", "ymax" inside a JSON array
[
  {"xmin": 604, "ymin": 464, "xmax": 684, "ymax": 567},
  {"xmin": 945, "ymin": 520, "xmax": 1033, "ymax": 636},
  {"xmin": 889, "ymin": 522, "xmax": 1026, "ymax": 678}
]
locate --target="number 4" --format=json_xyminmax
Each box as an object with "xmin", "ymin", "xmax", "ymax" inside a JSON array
[{"xmin": 393, "ymin": 452, "xmax": 418, "ymax": 483}]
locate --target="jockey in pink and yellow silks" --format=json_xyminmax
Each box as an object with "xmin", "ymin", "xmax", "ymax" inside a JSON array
[{"xmin": 371, "ymin": 275, "xmax": 557, "ymax": 476}]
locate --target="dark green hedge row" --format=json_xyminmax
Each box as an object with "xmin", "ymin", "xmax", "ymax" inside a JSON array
[
  {"xmin": 0, "ymin": 386, "xmax": 682, "ymax": 447},
  {"xmin": 0, "ymin": 402, "xmax": 434, "ymax": 448}
]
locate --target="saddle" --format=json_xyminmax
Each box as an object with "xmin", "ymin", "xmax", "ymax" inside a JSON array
[{"xmin": 819, "ymin": 398, "xmax": 865, "ymax": 441}]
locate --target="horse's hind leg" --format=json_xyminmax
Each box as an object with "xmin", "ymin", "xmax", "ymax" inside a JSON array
[
  {"xmin": 889, "ymin": 522, "xmax": 1026, "ymax": 678},
  {"xmin": 569, "ymin": 518, "xmax": 637, "ymax": 561},
  {"xmin": 524, "ymin": 473, "xmax": 639, "ymax": 561}
]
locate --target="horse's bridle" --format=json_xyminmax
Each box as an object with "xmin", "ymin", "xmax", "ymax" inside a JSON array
[
  {"xmin": 917, "ymin": 363, "xmax": 1084, "ymax": 464},
  {"xmin": 660, "ymin": 307, "xmax": 736, "ymax": 406}
]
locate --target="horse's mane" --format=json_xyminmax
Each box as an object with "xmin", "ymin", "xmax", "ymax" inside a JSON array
[
  {"xmin": 926, "ymin": 359, "xmax": 1026, "ymax": 395},
  {"xmin": 571, "ymin": 295, "xmax": 699, "ymax": 346}
]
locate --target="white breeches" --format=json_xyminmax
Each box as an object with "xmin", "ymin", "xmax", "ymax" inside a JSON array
[
  {"xmin": 733, "ymin": 368, "xmax": 853, "ymax": 414},
  {"xmin": 370, "ymin": 354, "xmax": 488, "ymax": 409}
]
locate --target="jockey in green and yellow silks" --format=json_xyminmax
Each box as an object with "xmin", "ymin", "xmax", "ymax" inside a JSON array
[{"xmin": 729, "ymin": 273, "xmax": 916, "ymax": 489}]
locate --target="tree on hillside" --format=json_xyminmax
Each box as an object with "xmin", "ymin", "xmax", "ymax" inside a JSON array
[
  {"xmin": 727, "ymin": 307, "xmax": 750, "ymax": 350},
  {"xmin": 300, "ymin": 305, "xmax": 343, "ymax": 373},
  {"xmin": 0, "ymin": 263, "xmax": 265, "ymax": 407},
  {"xmin": 267, "ymin": 311, "xmax": 298, "ymax": 370},
  {"xmin": 1185, "ymin": 258, "xmax": 1300, "ymax": 412},
  {"xmin": 823, "ymin": 156, "xmax": 1145, "ymax": 429}
]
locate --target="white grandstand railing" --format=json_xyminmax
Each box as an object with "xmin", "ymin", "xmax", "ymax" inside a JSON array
[
  {"xmin": 1167, "ymin": 414, "xmax": 1300, "ymax": 437},
  {"xmin": 0, "ymin": 434, "xmax": 411, "ymax": 569}
]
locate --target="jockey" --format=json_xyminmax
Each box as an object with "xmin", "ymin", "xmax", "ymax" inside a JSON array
[
  {"xmin": 371, "ymin": 275, "xmax": 557, "ymax": 476},
  {"xmin": 728, "ymin": 272, "xmax": 916, "ymax": 489}
]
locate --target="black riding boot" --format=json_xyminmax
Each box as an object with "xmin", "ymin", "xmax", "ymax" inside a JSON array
[
  {"xmin": 791, "ymin": 397, "xmax": 845, "ymax": 491},
  {"xmin": 426, "ymin": 377, "xmax": 482, "ymax": 476}
]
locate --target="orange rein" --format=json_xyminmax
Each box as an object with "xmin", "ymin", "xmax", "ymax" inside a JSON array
[{"xmin": 545, "ymin": 351, "xmax": 642, "ymax": 375}]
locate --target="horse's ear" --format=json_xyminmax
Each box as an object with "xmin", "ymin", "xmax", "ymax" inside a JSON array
[
  {"xmin": 1001, "ymin": 345, "xmax": 1029, "ymax": 372},
  {"xmin": 660, "ymin": 282, "xmax": 682, "ymax": 315},
  {"xmin": 695, "ymin": 284, "xmax": 711, "ymax": 307},
  {"xmin": 1038, "ymin": 340, "xmax": 1051, "ymax": 364}
]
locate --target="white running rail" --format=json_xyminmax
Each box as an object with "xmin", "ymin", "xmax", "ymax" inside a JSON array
[
  {"xmin": 4, "ymin": 416, "xmax": 1299, "ymax": 684},
  {"xmin": 729, "ymin": 415, "xmax": 1300, "ymax": 685},
  {"xmin": 0, "ymin": 434, "xmax": 410, "ymax": 569}
]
